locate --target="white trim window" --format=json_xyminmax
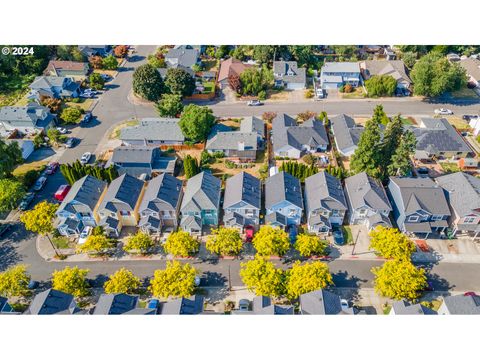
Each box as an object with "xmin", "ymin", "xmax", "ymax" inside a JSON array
[
  {"xmin": 464, "ymin": 216, "xmax": 477, "ymax": 224},
  {"xmin": 408, "ymin": 215, "xmax": 419, "ymax": 222},
  {"xmin": 431, "ymin": 215, "xmax": 443, "ymax": 221}
]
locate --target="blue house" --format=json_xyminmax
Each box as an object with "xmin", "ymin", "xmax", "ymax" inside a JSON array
[
  {"xmin": 265, "ymin": 171, "xmax": 303, "ymax": 228},
  {"xmin": 180, "ymin": 171, "xmax": 221, "ymax": 235},
  {"xmin": 320, "ymin": 62, "xmax": 361, "ymax": 89}
]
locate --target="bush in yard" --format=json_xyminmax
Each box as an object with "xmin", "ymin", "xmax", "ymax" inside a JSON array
[
  {"xmin": 123, "ymin": 231, "xmax": 155, "ymax": 255},
  {"xmin": 22, "ymin": 169, "xmax": 42, "ymax": 188},
  {"xmin": 206, "ymin": 227, "xmax": 243, "ymax": 256},
  {"xmin": 368, "ymin": 226, "xmax": 416, "ymax": 260},
  {"xmin": 239, "ymin": 65, "xmax": 273, "ymax": 96},
  {"xmin": 240, "ymin": 256, "xmax": 284, "ymax": 297},
  {"xmin": 155, "ymin": 93, "xmax": 184, "ymax": 117},
  {"xmin": 344, "ymin": 83, "xmax": 353, "ymax": 93},
  {"xmin": 258, "ymin": 90, "xmax": 267, "ymax": 100},
  {"xmin": 89, "ymin": 73, "xmax": 105, "ymax": 90},
  {"xmin": 304, "ymin": 89, "xmax": 314, "ymax": 98},
  {"xmin": 149, "ymin": 261, "xmax": 198, "ymax": 298},
  {"xmin": 295, "ymin": 233, "xmax": 329, "ymax": 257},
  {"xmin": 47, "ymin": 128, "xmax": 67, "ymax": 146},
  {"xmin": 89, "ymin": 56, "xmax": 103, "ymax": 69},
  {"xmin": 284, "ymin": 261, "xmax": 333, "ymax": 299},
  {"xmin": 252, "ymin": 225, "xmax": 290, "ymax": 257},
  {"xmin": 0, "ymin": 178, "xmax": 25, "ymax": 212},
  {"xmin": 51, "ymin": 266, "xmax": 90, "ymax": 298},
  {"xmin": 164, "ymin": 68, "xmax": 196, "ymax": 97},
  {"xmin": 178, "ymin": 104, "xmax": 216, "ymax": 143},
  {"xmin": 40, "ymin": 96, "xmax": 62, "ymax": 113},
  {"xmin": 372, "ymin": 259, "xmax": 427, "ymax": 301},
  {"xmin": 262, "ymin": 112, "xmax": 277, "ymax": 123},
  {"xmin": 0, "ymin": 265, "xmax": 31, "ymax": 298},
  {"xmin": 132, "ymin": 63, "xmax": 165, "ymax": 102},
  {"xmin": 102, "ymin": 55, "xmax": 118, "ymax": 70},
  {"xmin": 163, "ymin": 230, "xmax": 200, "ymax": 257},
  {"xmin": 104, "ymin": 268, "xmax": 141, "ymax": 294},
  {"xmin": 365, "ymin": 75, "xmax": 397, "ymax": 97},
  {"xmin": 0, "ymin": 139, "xmax": 23, "ymax": 178},
  {"xmin": 183, "ymin": 155, "xmax": 200, "ymax": 179},
  {"xmin": 77, "ymin": 234, "xmax": 115, "ymax": 256},
  {"xmin": 297, "ymin": 111, "xmax": 316, "ymax": 122},
  {"xmin": 60, "ymin": 106, "xmax": 83, "ymax": 124},
  {"xmin": 114, "ymin": 45, "xmax": 129, "ymax": 58}
]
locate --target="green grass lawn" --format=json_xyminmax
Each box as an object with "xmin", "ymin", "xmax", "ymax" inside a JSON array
[
  {"xmin": 342, "ymin": 88, "xmax": 367, "ymax": 99},
  {"xmin": 382, "ymin": 304, "xmax": 392, "ymax": 315},
  {"xmin": 13, "ymin": 160, "xmax": 48, "ymax": 177},
  {"xmin": 0, "ymin": 74, "xmax": 35, "ymax": 106},
  {"xmin": 401, "ymin": 117, "xmax": 416, "ymax": 126},
  {"xmin": 52, "ymin": 236, "xmax": 71, "ymax": 249},
  {"xmin": 201, "ymin": 81, "xmax": 215, "ymax": 94},
  {"xmin": 202, "ymin": 60, "xmax": 218, "ymax": 71},
  {"xmin": 450, "ymin": 87, "xmax": 479, "ymax": 99},
  {"xmin": 440, "ymin": 162, "xmax": 460, "ymax": 173},
  {"xmin": 64, "ymin": 98, "xmax": 94, "ymax": 112},
  {"xmin": 342, "ymin": 226, "xmax": 354, "ymax": 245}
]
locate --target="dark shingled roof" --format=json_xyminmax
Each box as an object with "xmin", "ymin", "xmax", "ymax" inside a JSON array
[
  {"xmin": 223, "ymin": 172, "xmax": 261, "ymax": 209},
  {"xmin": 158, "ymin": 295, "xmax": 204, "ymax": 315},
  {"xmin": 57, "ymin": 175, "xmax": 107, "ymax": 214},
  {"xmin": 252, "ymin": 296, "xmax": 294, "ymax": 315},
  {"xmin": 98, "ymin": 174, "xmax": 144, "ymax": 212},
  {"xmin": 299, "ymin": 289, "xmax": 353, "ymax": 315},
  {"xmin": 140, "ymin": 173, "xmax": 183, "ymax": 213},
  {"xmin": 93, "ymin": 294, "xmax": 154, "ymax": 315},
  {"xmin": 391, "ymin": 300, "xmax": 437, "ymax": 315},
  {"xmin": 304, "ymin": 171, "xmax": 347, "ymax": 214},
  {"xmin": 440, "ymin": 294, "xmax": 480, "ymax": 314},
  {"xmin": 25, "ymin": 289, "xmax": 79, "ymax": 315}
]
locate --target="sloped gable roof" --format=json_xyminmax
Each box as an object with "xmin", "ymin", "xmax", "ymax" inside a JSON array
[
  {"xmin": 181, "ymin": 172, "xmax": 221, "ymax": 212},
  {"xmin": 344, "ymin": 172, "xmax": 391, "ymax": 211},
  {"xmin": 304, "ymin": 171, "xmax": 347, "ymax": 214},
  {"xmin": 265, "ymin": 171, "xmax": 303, "ymax": 209},
  {"xmin": 223, "ymin": 172, "xmax": 261, "ymax": 209}
]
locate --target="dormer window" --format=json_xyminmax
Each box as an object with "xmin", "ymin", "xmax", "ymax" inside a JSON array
[{"xmin": 408, "ymin": 215, "xmax": 419, "ymax": 222}]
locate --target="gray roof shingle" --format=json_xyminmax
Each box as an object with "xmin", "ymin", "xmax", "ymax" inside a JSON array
[
  {"xmin": 120, "ymin": 118, "xmax": 185, "ymax": 143},
  {"xmin": 57, "ymin": 175, "xmax": 107, "ymax": 215},
  {"xmin": 299, "ymin": 289, "xmax": 353, "ymax": 315},
  {"xmin": 25, "ymin": 289, "xmax": 80, "ymax": 315},
  {"xmin": 391, "ymin": 300, "xmax": 437, "ymax": 315},
  {"xmin": 252, "ymin": 296, "xmax": 294, "ymax": 315},
  {"xmin": 239, "ymin": 116, "xmax": 265, "ymax": 138},
  {"xmin": 165, "ymin": 48, "xmax": 199, "ymax": 68},
  {"xmin": 140, "ymin": 173, "xmax": 183, "ymax": 213},
  {"xmin": 330, "ymin": 114, "xmax": 364, "ymax": 154},
  {"xmin": 304, "ymin": 171, "xmax": 347, "ymax": 214},
  {"xmin": 436, "ymin": 172, "xmax": 480, "ymax": 218},
  {"xmin": 273, "ymin": 61, "xmax": 306, "ymax": 85},
  {"xmin": 158, "ymin": 295, "xmax": 204, "ymax": 315},
  {"xmin": 440, "ymin": 294, "xmax": 480, "ymax": 314},
  {"xmin": 98, "ymin": 173, "xmax": 144, "ymax": 212},
  {"xmin": 181, "ymin": 172, "xmax": 221, "ymax": 213},
  {"xmin": 265, "ymin": 171, "xmax": 303, "ymax": 209},
  {"xmin": 206, "ymin": 131, "xmax": 258, "ymax": 151},
  {"xmin": 223, "ymin": 172, "xmax": 261, "ymax": 209},
  {"xmin": 93, "ymin": 294, "xmax": 154, "ymax": 315},
  {"xmin": 0, "ymin": 103, "xmax": 54, "ymax": 129},
  {"xmin": 344, "ymin": 172, "xmax": 392, "ymax": 212},
  {"xmin": 109, "ymin": 146, "xmax": 176, "ymax": 177}
]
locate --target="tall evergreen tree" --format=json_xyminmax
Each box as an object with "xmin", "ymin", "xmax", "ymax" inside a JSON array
[
  {"xmin": 388, "ymin": 130, "xmax": 417, "ymax": 177},
  {"xmin": 380, "ymin": 114, "xmax": 404, "ymax": 179}
]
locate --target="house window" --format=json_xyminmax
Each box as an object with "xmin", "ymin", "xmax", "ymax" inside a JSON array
[
  {"xmin": 120, "ymin": 210, "xmax": 131, "ymax": 216},
  {"xmin": 464, "ymin": 216, "xmax": 476, "ymax": 224},
  {"xmin": 431, "ymin": 215, "xmax": 443, "ymax": 221},
  {"xmin": 408, "ymin": 215, "xmax": 419, "ymax": 222},
  {"xmin": 288, "ymin": 209, "xmax": 297, "ymax": 217}
]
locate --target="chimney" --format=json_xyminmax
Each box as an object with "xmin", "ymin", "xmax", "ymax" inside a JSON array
[{"xmin": 238, "ymin": 141, "xmax": 245, "ymax": 151}]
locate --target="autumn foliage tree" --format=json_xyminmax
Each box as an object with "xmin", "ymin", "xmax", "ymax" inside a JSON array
[
  {"xmin": 77, "ymin": 234, "xmax": 115, "ymax": 256},
  {"xmin": 252, "ymin": 225, "xmax": 290, "ymax": 257},
  {"xmin": 206, "ymin": 227, "xmax": 243, "ymax": 256},
  {"xmin": 284, "ymin": 261, "xmax": 333, "ymax": 299},
  {"xmin": 51, "ymin": 266, "xmax": 90, "ymax": 298},
  {"xmin": 295, "ymin": 233, "xmax": 329, "ymax": 257},
  {"xmin": 104, "ymin": 268, "xmax": 141, "ymax": 294},
  {"xmin": 239, "ymin": 256, "xmax": 284, "ymax": 297},
  {"xmin": 114, "ymin": 45, "xmax": 129, "ymax": 58},
  {"xmin": 149, "ymin": 261, "xmax": 197, "ymax": 298},
  {"xmin": 372, "ymin": 260, "xmax": 427, "ymax": 301},
  {"xmin": 163, "ymin": 230, "xmax": 200, "ymax": 257},
  {"xmin": 123, "ymin": 231, "xmax": 155, "ymax": 255},
  {"xmin": 89, "ymin": 56, "xmax": 103, "ymax": 70},
  {"xmin": 0, "ymin": 265, "xmax": 31, "ymax": 298},
  {"xmin": 369, "ymin": 226, "xmax": 416, "ymax": 260}
]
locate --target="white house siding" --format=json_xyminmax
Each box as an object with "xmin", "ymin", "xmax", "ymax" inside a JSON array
[{"xmin": 286, "ymin": 82, "xmax": 306, "ymax": 90}]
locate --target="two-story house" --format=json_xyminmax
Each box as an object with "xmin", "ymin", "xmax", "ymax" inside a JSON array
[
  {"xmin": 56, "ymin": 175, "xmax": 107, "ymax": 236},
  {"xmin": 265, "ymin": 171, "xmax": 303, "ymax": 228},
  {"xmin": 273, "ymin": 61, "xmax": 306, "ymax": 90},
  {"xmin": 320, "ymin": 62, "xmax": 361, "ymax": 89},
  {"xmin": 93, "ymin": 293, "xmax": 156, "ymax": 315},
  {"xmin": 304, "ymin": 172, "xmax": 347, "ymax": 234},
  {"xmin": 138, "ymin": 173, "xmax": 183, "ymax": 236},
  {"xmin": 180, "ymin": 171, "xmax": 221, "ymax": 235},
  {"xmin": 330, "ymin": 114, "xmax": 365, "ymax": 157},
  {"xmin": 28, "ymin": 76, "xmax": 81, "ymax": 100},
  {"xmin": 24, "ymin": 289, "xmax": 84, "ymax": 315},
  {"xmin": 0, "ymin": 103, "xmax": 56, "ymax": 135},
  {"xmin": 436, "ymin": 172, "xmax": 480, "ymax": 239},
  {"xmin": 95, "ymin": 174, "xmax": 145, "ymax": 237},
  {"xmin": 360, "ymin": 60, "xmax": 412, "ymax": 95},
  {"xmin": 272, "ymin": 113, "xmax": 329, "ymax": 159},
  {"xmin": 344, "ymin": 172, "xmax": 392, "ymax": 230},
  {"xmin": 223, "ymin": 172, "xmax": 261, "ymax": 230},
  {"xmin": 387, "ymin": 177, "xmax": 451, "ymax": 239},
  {"xmin": 107, "ymin": 146, "xmax": 176, "ymax": 178}
]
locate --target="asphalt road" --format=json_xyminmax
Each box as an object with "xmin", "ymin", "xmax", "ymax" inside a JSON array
[{"xmin": 2, "ymin": 222, "xmax": 480, "ymax": 292}]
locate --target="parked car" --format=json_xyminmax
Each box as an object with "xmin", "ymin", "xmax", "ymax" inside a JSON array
[
  {"xmin": 56, "ymin": 127, "xmax": 68, "ymax": 134},
  {"xmin": 464, "ymin": 292, "xmax": 478, "ymax": 297},
  {"xmin": 78, "ymin": 226, "xmax": 92, "ymax": 244},
  {"xmin": 65, "ymin": 137, "xmax": 77, "ymax": 148},
  {"xmin": 81, "ymin": 112, "xmax": 93, "ymax": 124},
  {"xmin": 244, "ymin": 225, "xmax": 255, "ymax": 242},
  {"xmin": 80, "ymin": 92, "xmax": 94, "ymax": 98},
  {"xmin": 416, "ymin": 167, "xmax": 430, "ymax": 177},
  {"xmin": 462, "ymin": 115, "xmax": 477, "ymax": 120},
  {"xmin": 247, "ymin": 100, "xmax": 263, "ymax": 106},
  {"xmin": 27, "ymin": 280, "xmax": 39, "ymax": 290},
  {"xmin": 54, "ymin": 185, "xmax": 71, "ymax": 201},
  {"xmin": 33, "ymin": 176, "xmax": 47, "ymax": 191},
  {"xmin": 0, "ymin": 223, "xmax": 12, "ymax": 239},
  {"xmin": 316, "ymin": 88, "xmax": 325, "ymax": 98},
  {"xmin": 434, "ymin": 108, "xmax": 453, "ymax": 115},
  {"xmin": 461, "ymin": 131, "xmax": 469, "ymax": 136},
  {"xmin": 45, "ymin": 162, "xmax": 59, "ymax": 175},
  {"xmin": 147, "ymin": 299, "xmax": 159, "ymax": 310},
  {"xmin": 80, "ymin": 152, "xmax": 92, "ymax": 164},
  {"xmin": 19, "ymin": 193, "xmax": 35, "ymax": 211},
  {"xmin": 340, "ymin": 299, "xmax": 350, "ymax": 311},
  {"xmin": 100, "ymin": 74, "xmax": 111, "ymax": 82},
  {"xmin": 238, "ymin": 299, "xmax": 250, "ymax": 311},
  {"xmin": 332, "ymin": 229, "xmax": 345, "ymax": 246}
]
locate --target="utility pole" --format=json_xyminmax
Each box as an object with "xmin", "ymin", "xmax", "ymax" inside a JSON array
[{"xmin": 351, "ymin": 229, "xmax": 361, "ymax": 256}]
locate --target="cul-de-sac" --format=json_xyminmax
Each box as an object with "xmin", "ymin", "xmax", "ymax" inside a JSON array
[{"xmin": 1, "ymin": 45, "xmax": 480, "ymax": 315}]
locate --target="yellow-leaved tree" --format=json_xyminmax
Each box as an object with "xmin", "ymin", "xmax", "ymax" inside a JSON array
[
  {"xmin": 372, "ymin": 259, "xmax": 427, "ymax": 300},
  {"xmin": 104, "ymin": 268, "xmax": 141, "ymax": 294},
  {"xmin": 252, "ymin": 225, "xmax": 290, "ymax": 257},
  {"xmin": 123, "ymin": 231, "xmax": 155, "ymax": 255},
  {"xmin": 239, "ymin": 256, "xmax": 284, "ymax": 297},
  {"xmin": 77, "ymin": 234, "xmax": 115, "ymax": 256},
  {"xmin": 284, "ymin": 261, "xmax": 333, "ymax": 299},
  {"xmin": 163, "ymin": 230, "xmax": 200, "ymax": 257},
  {"xmin": 51, "ymin": 266, "xmax": 90, "ymax": 298},
  {"xmin": 369, "ymin": 226, "xmax": 416, "ymax": 260},
  {"xmin": 0, "ymin": 264, "xmax": 31, "ymax": 298},
  {"xmin": 149, "ymin": 261, "xmax": 198, "ymax": 298},
  {"xmin": 295, "ymin": 233, "xmax": 329, "ymax": 257},
  {"xmin": 206, "ymin": 227, "xmax": 243, "ymax": 256}
]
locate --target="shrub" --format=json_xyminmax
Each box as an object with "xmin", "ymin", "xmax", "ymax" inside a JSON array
[
  {"xmin": 344, "ymin": 84, "xmax": 353, "ymax": 93},
  {"xmin": 258, "ymin": 90, "xmax": 267, "ymax": 100},
  {"xmin": 304, "ymin": 89, "xmax": 314, "ymax": 98}
]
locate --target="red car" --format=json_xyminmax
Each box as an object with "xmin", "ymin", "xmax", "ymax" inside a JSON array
[
  {"xmin": 46, "ymin": 162, "xmax": 59, "ymax": 175},
  {"xmin": 244, "ymin": 225, "xmax": 255, "ymax": 242},
  {"xmin": 54, "ymin": 185, "xmax": 71, "ymax": 201},
  {"xmin": 464, "ymin": 292, "xmax": 478, "ymax": 297}
]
